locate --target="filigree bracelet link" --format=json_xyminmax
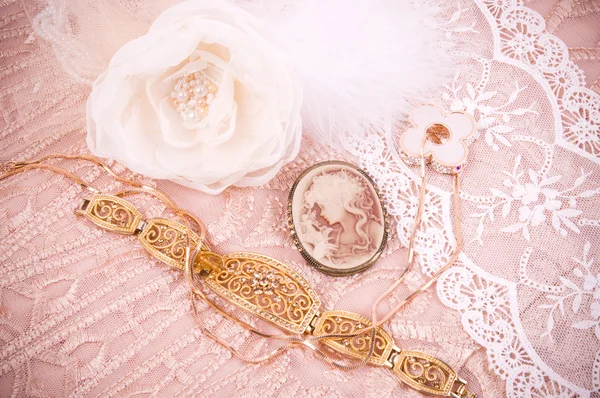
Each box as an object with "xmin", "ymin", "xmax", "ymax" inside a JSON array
[
  {"xmin": 391, "ymin": 350, "xmax": 475, "ymax": 397},
  {"xmin": 312, "ymin": 310, "xmax": 394, "ymax": 366},
  {"xmin": 197, "ymin": 251, "xmax": 322, "ymax": 334},
  {"xmin": 77, "ymin": 194, "xmax": 145, "ymax": 234},
  {"xmin": 138, "ymin": 218, "xmax": 204, "ymax": 271}
]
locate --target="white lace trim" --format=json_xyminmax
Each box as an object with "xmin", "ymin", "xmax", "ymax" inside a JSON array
[
  {"xmin": 437, "ymin": 258, "xmax": 589, "ymax": 397},
  {"xmin": 479, "ymin": 0, "xmax": 600, "ymax": 164},
  {"xmin": 346, "ymin": 0, "xmax": 600, "ymax": 395}
]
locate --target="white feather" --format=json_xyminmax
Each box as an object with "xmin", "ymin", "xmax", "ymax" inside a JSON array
[{"xmin": 248, "ymin": 0, "xmax": 450, "ymax": 149}]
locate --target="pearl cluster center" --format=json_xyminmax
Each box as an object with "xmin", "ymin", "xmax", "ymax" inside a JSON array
[{"xmin": 170, "ymin": 72, "xmax": 218, "ymax": 122}]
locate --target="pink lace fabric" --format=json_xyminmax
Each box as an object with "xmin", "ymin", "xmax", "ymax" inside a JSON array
[{"xmin": 0, "ymin": 0, "xmax": 599, "ymax": 397}]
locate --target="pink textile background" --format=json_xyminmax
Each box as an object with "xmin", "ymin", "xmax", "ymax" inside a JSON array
[{"xmin": 0, "ymin": 0, "xmax": 599, "ymax": 397}]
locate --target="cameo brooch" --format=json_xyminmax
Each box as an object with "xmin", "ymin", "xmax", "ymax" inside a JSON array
[{"xmin": 288, "ymin": 161, "xmax": 388, "ymax": 276}]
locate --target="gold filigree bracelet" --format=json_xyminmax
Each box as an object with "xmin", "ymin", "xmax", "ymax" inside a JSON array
[{"xmin": 0, "ymin": 154, "xmax": 475, "ymax": 398}]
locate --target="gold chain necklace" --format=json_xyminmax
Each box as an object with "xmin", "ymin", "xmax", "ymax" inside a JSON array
[{"xmin": 0, "ymin": 153, "xmax": 474, "ymax": 398}]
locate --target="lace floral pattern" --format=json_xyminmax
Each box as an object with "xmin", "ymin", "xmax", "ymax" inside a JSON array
[
  {"xmin": 345, "ymin": 0, "xmax": 600, "ymax": 395},
  {"xmin": 0, "ymin": 0, "xmax": 598, "ymax": 396}
]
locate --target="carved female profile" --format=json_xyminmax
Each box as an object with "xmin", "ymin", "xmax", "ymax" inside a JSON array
[{"xmin": 288, "ymin": 161, "xmax": 388, "ymax": 275}]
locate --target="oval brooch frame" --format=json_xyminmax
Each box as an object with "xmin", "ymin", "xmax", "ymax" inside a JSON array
[{"xmin": 288, "ymin": 161, "xmax": 388, "ymax": 276}]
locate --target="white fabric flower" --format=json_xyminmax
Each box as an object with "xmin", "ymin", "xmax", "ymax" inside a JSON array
[{"xmin": 86, "ymin": 0, "xmax": 302, "ymax": 194}]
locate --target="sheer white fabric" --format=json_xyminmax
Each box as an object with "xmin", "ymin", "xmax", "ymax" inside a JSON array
[{"xmin": 0, "ymin": 0, "xmax": 598, "ymax": 396}]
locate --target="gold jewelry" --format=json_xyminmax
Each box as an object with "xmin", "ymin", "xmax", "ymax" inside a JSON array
[
  {"xmin": 370, "ymin": 104, "xmax": 472, "ymax": 332},
  {"xmin": 0, "ymin": 155, "xmax": 475, "ymax": 398}
]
